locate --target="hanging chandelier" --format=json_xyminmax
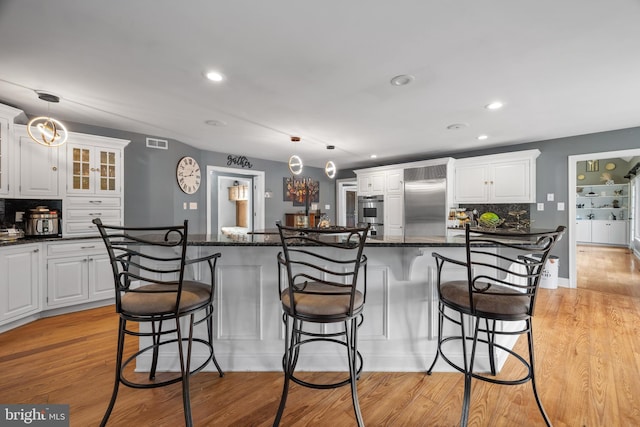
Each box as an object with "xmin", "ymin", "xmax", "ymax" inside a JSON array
[
  {"xmin": 288, "ymin": 136, "xmax": 303, "ymax": 175},
  {"xmin": 27, "ymin": 91, "xmax": 68, "ymax": 147}
]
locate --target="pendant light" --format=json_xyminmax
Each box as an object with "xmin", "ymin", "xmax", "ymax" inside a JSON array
[
  {"xmin": 288, "ymin": 136, "xmax": 303, "ymax": 175},
  {"xmin": 325, "ymin": 145, "xmax": 336, "ymax": 179},
  {"xmin": 27, "ymin": 91, "xmax": 68, "ymax": 147}
]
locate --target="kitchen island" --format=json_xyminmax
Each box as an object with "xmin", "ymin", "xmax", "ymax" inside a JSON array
[{"xmin": 138, "ymin": 232, "xmax": 526, "ymax": 374}]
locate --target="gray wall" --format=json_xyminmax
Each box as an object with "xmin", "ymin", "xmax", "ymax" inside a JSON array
[{"xmin": 63, "ymin": 121, "xmax": 336, "ymax": 234}]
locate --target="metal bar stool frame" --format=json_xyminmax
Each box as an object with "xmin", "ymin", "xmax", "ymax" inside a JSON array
[
  {"xmin": 274, "ymin": 224, "xmax": 369, "ymax": 427},
  {"xmin": 93, "ymin": 218, "xmax": 224, "ymax": 427},
  {"xmin": 427, "ymin": 224, "xmax": 565, "ymax": 427}
]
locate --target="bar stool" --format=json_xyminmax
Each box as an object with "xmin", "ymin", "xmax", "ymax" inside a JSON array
[
  {"xmin": 273, "ymin": 224, "xmax": 369, "ymax": 426},
  {"xmin": 93, "ymin": 218, "xmax": 224, "ymax": 427},
  {"xmin": 427, "ymin": 224, "xmax": 565, "ymax": 426}
]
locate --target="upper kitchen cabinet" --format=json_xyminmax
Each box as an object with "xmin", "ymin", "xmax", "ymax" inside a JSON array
[
  {"xmin": 385, "ymin": 169, "xmax": 403, "ymax": 194},
  {"xmin": 15, "ymin": 125, "xmax": 61, "ymax": 198},
  {"xmin": 66, "ymin": 134, "xmax": 128, "ymax": 196},
  {"xmin": 357, "ymin": 171, "xmax": 386, "ymax": 196},
  {"xmin": 0, "ymin": 104, "xmax": 23, "ymax": 196},
  {"xmin": 453, "ymin": 149, "xmax": 540, "ymax": 204}
]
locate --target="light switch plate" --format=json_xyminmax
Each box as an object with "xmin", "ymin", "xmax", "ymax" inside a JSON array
[
  {"xmin": 324, "ymin": 204, "xmax": 331, "ymax": 210},
  {"xmin": 537, "ymin": 203, "xmax": 544, "ymax": 211},
  {"xmin": 547, "ymin": 193, "xmax": 554, "ymax": 201},
  {"xmin": 557, "ymin": 202, "xmax": 565, "ymax": 211},
  {"xmin": 189, "ymin": 202, "xmax": 198, "ymax": 210}
]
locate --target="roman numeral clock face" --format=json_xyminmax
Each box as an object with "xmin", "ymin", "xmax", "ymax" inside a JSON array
[{"xmin": 176, "ymin": 156, "xmax": 201, "ymax": 194}]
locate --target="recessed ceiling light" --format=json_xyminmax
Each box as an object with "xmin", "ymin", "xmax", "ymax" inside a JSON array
[
  {"xmin": 390, "ymin": 74, "xmax": 415, "ymax": 86},
  {"xmin": 205, "ymin": 119, "xmax": 227, "ymax": 126},
  {"xmin": 485, "ymin": 101, "xmax": 504, "ymax": 110},
  {"xmin": 205, "ymin": 71, "xmax": 224, "ymax": 82},
  {"xmin": 370, "ymin": 154, "xmax": 378, "ymax": 159},
  {"xmin": 477, "ymin": 134, "xmax": 489, "ymax": 140},
  {"xmin": 326, "ymin": 145, "xmax": 335, "ymax": 150}
]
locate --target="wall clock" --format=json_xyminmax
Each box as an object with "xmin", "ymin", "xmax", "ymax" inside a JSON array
[{"xmin": 176, "ymin": 156, "xmax": 201, "ymax": 194}]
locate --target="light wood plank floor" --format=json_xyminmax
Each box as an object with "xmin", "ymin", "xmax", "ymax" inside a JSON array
[{"xmin": 1, "ymin": 247, "xmax": 639, "ymax": 426}]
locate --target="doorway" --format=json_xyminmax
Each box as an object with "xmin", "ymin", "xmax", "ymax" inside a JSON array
[
  {"xmin": 336, "ymin": 179, "xmax": 357, "ymax": 227},
  {"xmin": 206, "ymin": 166, "xmax": 265, "ymax": 235},
  {"xmin": 568, "ymin": 148, "xmax": 640, "ymax": 288}
]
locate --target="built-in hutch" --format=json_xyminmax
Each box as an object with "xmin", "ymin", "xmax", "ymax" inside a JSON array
[
  {"xmin": 576, "ymin": 183, "xmax": 629, "ymax": 246},
  {"xmin": 0, "ymin": 103, "xmax": 129, "ymax": 331}
]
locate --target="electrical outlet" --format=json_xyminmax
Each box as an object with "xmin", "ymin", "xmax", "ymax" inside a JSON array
[
  {"xmin": 557, "ymin": 202, "xmax": 565, "ymax": 211},
  {"xmin": 547, "ymin": 193, "xmax": 554, "ymax": 202},
  {"xmin": 324, "ymin": 204, "xmax": 331, "ymax": 210},
  {"xmin": 537, "ymin": 203, "xmax": 544, "ymax": 211},
  {"xmin": 189, "ymin": 202, "xmax": 197, "ymax": 210}
]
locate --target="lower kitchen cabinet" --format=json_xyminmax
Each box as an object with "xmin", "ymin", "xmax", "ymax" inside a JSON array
[
  {"xmin": 577, "ymin": 220, "xmax": 628, "ymax": 246},
  {"xmin": 576, "ymin": 220, "xmax": 592, "ymax": 243},
  {"xmin": 0, "ymin": 244, "xmax": 41, "ymax": 326},
  {"xmin": 46, "ymin": 240, "xmax": 114, "ymax": 308}
]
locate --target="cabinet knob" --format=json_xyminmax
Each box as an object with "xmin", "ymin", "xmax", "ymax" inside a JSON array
[
  {"xmin": 52, "ymin": 166, "xmax": 57, "ymax": 171},
  {"xmin": 33, "ymin": 248, "xmax": 39, "ymax": 253}
]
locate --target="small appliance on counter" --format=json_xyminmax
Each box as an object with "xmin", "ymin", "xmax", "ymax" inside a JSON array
[
  {"xmin": 24, "ymin": 206, "xmax": 61, "ymax": 237},
  {"xmin": 0, "ymin": 227, "xmax": 25, "ymax": 241}
]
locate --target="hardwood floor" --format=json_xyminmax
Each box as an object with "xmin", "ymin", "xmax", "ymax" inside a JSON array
[{"xmin": 1, "ymin": 247, "xmax": 639, "ymax": 426}]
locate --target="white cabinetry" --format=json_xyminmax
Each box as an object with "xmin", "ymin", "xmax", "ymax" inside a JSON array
[
  {"xmin": 0, "ymin": 244, "xmax": 41, "ymax": 326},
  {"xmin": 385, "ymin": 192, "xmax": 404, "ymax": 236},
  {"xmin": 385, "ymin": 169, "xmax": 403, "ymax": 194},
  {"xmin": 45, "ymin": 240, "xmax": 113, "ymax": 308},
  {"xmin": 62, "ymin": 133, "xmax": 129, "ymax": 236},
  {"xmin": 357, "ymin": 171, "xmax": 385, "ymax": 196},
  {"xmin": 453, "ymin": 150, "xmax": 540, "ymax": 203},
  {"xmin": 0, "ymin": 104, "xmax": 22, "ymax": 196},
  {"xmin": 576, "ymin": 220, "xmax": 592, "ymax": 243},
  {"xmin": 15, "ymin": 126, "xmax": 61, "ymax": 198},
  {"xmin": 591, "ymin": 220, "xmax": 628, "ymax": 246},
  {"xmin": 66, "ymin": 139, "xmax": 123, "ymax": 196}
]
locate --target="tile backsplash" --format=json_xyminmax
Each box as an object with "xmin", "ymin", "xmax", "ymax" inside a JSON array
[
  {"xmin": 459, "ymin": 203, "xmax": 530, "ymax": 228},
  {"xmin": 0, "ymin": 198, "xmax": 63, "ymax": 228}
]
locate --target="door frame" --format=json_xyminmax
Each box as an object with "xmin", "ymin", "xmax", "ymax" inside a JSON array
[
  {"xmin": 568, "ymin": 148, "xmax": 640, "ymax": 288},
  {"xmin": 206, "ymin": 166, "xmax": 265, "ymax": 235},
  {"xmin": 336, "ymin": 178, "xmax": 357, "ymax": 226}
]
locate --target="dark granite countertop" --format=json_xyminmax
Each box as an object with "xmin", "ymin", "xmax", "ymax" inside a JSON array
[{"xmin": 1, "ymin": 228, "xmax": 552, "ymax": 249}]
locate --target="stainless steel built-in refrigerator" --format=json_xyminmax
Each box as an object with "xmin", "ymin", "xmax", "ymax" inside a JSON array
[{"xmin": 404, "ymin": 164, "xmax": 447, "ymax": 236}]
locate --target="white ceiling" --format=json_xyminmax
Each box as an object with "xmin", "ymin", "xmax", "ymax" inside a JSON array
[{"xmin": 1, "ymin": 0, "xmax": 640, "ymax": 170}]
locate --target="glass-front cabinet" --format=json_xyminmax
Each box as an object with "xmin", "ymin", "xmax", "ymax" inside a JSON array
[{"xmin": 66, "ymin": 142, "xmax": 121, "ymax": 195}]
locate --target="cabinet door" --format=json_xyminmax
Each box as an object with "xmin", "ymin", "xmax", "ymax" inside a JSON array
[
  {"xmin": 0, "ymin": 244, "xmax": 40, "ymax": 324},
  {"xmin": 385, "ymin": 193, "xmax": 404, "ymax": 236},
  {"xmin": 491, "ymin": 160, "xmax": 531, "ymax": 203},
  {"xmin": 89, "ymin": 254, "xmax": 115, "ymax": 301},
  {"xmin": 385, "ymin": 169, "xmax": 403, "ymax": 194},
  {"xmin": 357, "ymin": 174, "xmax": 372, "ymax": 195},
  {"xmin": 608, "ymin": 221, "xmax": 628, "ymax": 245},
  {"xmin": 0, "ymin": 116, "xmax": 9, "ymax": 196},
  {"xmin": 370, "ymin": 173, "xmax": 385, "ymax": 194},
  {"xmin": 454, "ymin": 163, "xmax": 489, "ymax": 203},
  {"xmin": 47, "ymin": 256, "xmax": 89, "ymax": 307},
  {"xmin": 591, "ymin": 220, "xmax": 609, "ymax": 244},
  {"xmin": 576, "ymin": 221, "xmax": 592, "ymax": 243},
  {"xmin": 19, "ymin": 136, "xmax": 60, "ymax": 197},
  {"xmin": 67, "ymin": 144, "xmax": 122, "ymax": 195}
]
